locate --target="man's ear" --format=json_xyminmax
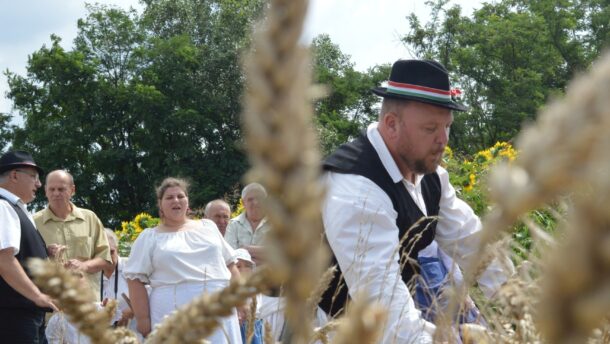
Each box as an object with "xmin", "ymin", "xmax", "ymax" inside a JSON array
[{"xmin": 382, "ymin": 111, "xmax": 401, "ymax": 137}]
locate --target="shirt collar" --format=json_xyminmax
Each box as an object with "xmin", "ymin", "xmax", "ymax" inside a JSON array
[
  {"xmin": 235, "ymin": 211, "xmax": 267, "ymax": 227},
  {"xmin": 366, "ymin": 122, "xmax": 424, "ymax": 186},
  {"xmin": 41, "ymin": 202, "xmax": 86, "ymax": 223},
  {"xmin": 0, "ymin": 187, "xmax": 22, "ymax": 205}
]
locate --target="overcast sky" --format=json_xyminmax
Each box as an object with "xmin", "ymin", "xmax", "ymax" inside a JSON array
[{"xmin": 0, "ymin": 0, "xmax": 482, "ymax": 119}]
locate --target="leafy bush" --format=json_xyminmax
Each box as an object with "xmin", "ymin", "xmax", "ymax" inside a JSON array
[{"xmin": 443, "ymin": 142, "xmax": 558, "ymax": 253}]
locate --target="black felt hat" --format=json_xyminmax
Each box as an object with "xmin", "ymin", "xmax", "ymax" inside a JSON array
[
  {"xmin": 0, "ymin": 151, "xmax": 44, "ymax": 175},
  {"xmin": 372, "ymin": 59, "xmax": 468, "ymax": 111}
]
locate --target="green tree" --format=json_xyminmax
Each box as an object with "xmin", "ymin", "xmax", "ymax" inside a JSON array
[
  {"xmin": 403, "ymin": 0, "xmax": 608, "ymax": 152},
  {"xmin": 0, "ymin": 113, "xmax": 14, "ymax": 152},
  {"xmin": 311, "ymin": 34, "xmax": 390, "ymax": 154},
  {"xmin": 7, "ymin": 1, "xmax": 264, "ymax": 225}
]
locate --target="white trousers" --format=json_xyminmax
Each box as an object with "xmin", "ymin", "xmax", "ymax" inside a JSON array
[{"xmin": 150, "ymin": 280, "xmax": 241, "ymax": 343}]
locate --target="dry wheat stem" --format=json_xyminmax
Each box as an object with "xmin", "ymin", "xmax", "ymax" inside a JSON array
[
  {"xmin": 452, "ymin": 53, "xmax": 610, "ymax": 343},
  {"xmin": 242, "ymin": 0, "xmax": 327, "ymax": 342},
  {"xmin": 330, "ymin": 295, "xmax": 387, "ymax": 344},
  {"xmin": 27, "ymin": 258, "xmax": 119, "ymax": 344},
  {"xmin": 111, "ymin": 327, "xmax": 141, "ymax": 344},
  {"xmin": 264, "ymin": 321, "xmax": 275, "ymax": 344},
  {"xmin": 305, "ymin": 265, "xmax": 337, "ymax": 318},
  {"xmin": 311, "ymin": 320, "xmax": 340, "ymax": 344},
  {"xmin": 247, "ymin": 295, "xmax": 258, "ymax": 344}
]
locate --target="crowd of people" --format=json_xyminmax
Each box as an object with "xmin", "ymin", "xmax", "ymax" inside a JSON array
[{"xmin": 0, "ymin": 59, "xmax": 513, "ymax": 343}]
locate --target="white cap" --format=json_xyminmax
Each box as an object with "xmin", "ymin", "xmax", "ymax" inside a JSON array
[{"xmin": 234, "ymin": 248, "xmax": 255, "ymax": 265}]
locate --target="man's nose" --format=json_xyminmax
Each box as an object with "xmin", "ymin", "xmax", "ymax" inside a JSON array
[{"xmin": 437, "ymin": 127, "xmax": 449, "ymax": 145}]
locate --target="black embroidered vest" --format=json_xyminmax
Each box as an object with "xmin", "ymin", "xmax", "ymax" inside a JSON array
[
  {"xmin": 0, "ymin": 194, "xmax": 49, "ymax": 310},
  {"xmin": 318, "ymin": 134, "xmax": 441, "ymax": 316}
]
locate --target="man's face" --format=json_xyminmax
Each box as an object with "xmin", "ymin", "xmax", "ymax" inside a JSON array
[
  {"xmin": 106, "ymin": 235, "xmax": 119, "ymax": 265},
  {"xmin": 243, "ymin": 190, "xmax": 265, "ymax": 221},
  {"xmin": 11, "ymin": 167, "xmax": 42, "ymax": 204},
  {"xmin": 206, "ymin": 204, "xmax": 231, "ymax": 235},
  {"xmin": 393, "ymin": 101, "xmax": 453, "ymax": 176},
  {"xmin": 45, "ymin": 172, "xmax": 75, "ymax": 208}
]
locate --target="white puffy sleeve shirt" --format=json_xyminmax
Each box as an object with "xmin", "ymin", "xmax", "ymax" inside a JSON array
[
  {"xmin": 0, "ymin": 187, "xmax": 36, "ymax": 256},
  {"xmin": 322, "ymin": 123, "xmax": 513, "ymax": 343},
  {"xmin": 124, "ymin": 219, "xmax": 238, "ymax": 287}
]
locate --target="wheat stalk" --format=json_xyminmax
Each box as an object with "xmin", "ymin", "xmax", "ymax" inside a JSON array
[
  {"xmin": 330, "ymin": 295, "xmax": 386, "ymax": 344},
  {"xmin": 451, "ymin": 52, "xmax": 610, "ymax": 343},
  {"xmin": 264, "ymin": 321, "xmax": 275, "ymax": 344},
  {"xmin": 242, "ymin": 0, "xmax": 328, "ymax": 342},
  {"xmin": 246, "ymin": 295, "xmax": 258, "ymax": 344},
  {"xmin": 311, "ymin": 320, "xmax": 340, "ymax": 344},
  {"xmin": 27, "ymin": 258, "xmax": 120, "ymax": 344},
  {"xmin": 305, "ymin": 265, "xmax": 337, "ymax": 318}
]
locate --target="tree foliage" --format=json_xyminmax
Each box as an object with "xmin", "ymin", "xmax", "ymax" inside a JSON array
[
  {"xmin": 311, "ymin": 34, "xmax": 390, "ymax": 155},
  {"xmin": 6, "ymin": 1, "xmax": 264, "ymax": 225},
  {"xmin": 403, "ymin": 0, "xmax": 609, "ymax": 152}
]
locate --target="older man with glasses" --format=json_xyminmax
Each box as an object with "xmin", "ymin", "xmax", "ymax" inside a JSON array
[{"xmin": 0, "ymin": 151, "xmax": 58, "ymax": 343}]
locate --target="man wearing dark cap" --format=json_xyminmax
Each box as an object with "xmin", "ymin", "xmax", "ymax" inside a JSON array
[
  {"xmin": 318, "ymin": 60, "xmax": 513, "ymax": 342},
  {"xmin": 0, "ymin": 151, "xmax": 58, "ymax": 343}
]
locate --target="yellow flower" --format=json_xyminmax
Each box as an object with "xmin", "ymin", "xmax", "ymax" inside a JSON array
[
  {"xmin": 499, "ymin": 149, "xmax": 516, "ymax": 162},
  {"xmin": 475, "ymin": 149, "xmax": 493, "ymax": 164},
  {"xmin": 444, "ymin": 146, "xmax": 453, "ymax": 159},
  {"xmin": 469, "ymin": 173, "xmax": 476, "ymax": 185},
  {"xmin": 232, "ymin": 199, "xmax": 244, "ymax": 218},
  {"xmin": 134, "ymin": 212, "xmax": 153, "ymax": 232}
]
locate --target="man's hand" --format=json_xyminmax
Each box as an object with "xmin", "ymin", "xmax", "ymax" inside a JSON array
[
  {"xmin": 47, "ymin": 244, "xmax": 66, "ymax": 259},
  {"xmin": 34, "ymin": 293, "xmax": 59, "ymax": 312},
  {"xmin": 65, "ymin": 259, "xmax": 88, "ymax": 272}
]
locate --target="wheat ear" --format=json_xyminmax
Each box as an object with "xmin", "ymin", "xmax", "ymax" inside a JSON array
[
  {"xmin": 27, "ymin": 258, "xmax": 119, "ymax": 344},
  {"xmin": 242, "ymin": 0, "xmax": 328, "ymax": 342}
]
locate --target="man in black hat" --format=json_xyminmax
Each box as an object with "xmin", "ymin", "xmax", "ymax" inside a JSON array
[
  {"xmin": 318, "ymin": 60, "xmax": 513, "ymax": 342},
  {"xmin": 0, "ymin": 150, "xmax": 58, "ymax": 343}
]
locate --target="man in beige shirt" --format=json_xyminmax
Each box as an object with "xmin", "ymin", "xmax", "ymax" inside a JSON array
[{"xmin": 34, "ymin": 170, "xmax": 112, "ymax": 299}]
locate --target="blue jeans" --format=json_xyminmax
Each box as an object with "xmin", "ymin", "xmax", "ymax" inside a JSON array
[
  {"xmin": 240, "ymin": 318, "xmax": 264, "ymax": 344},
  {"xmin": 414, "ymin": 255, "xmax": 482, "ymax": 324}
]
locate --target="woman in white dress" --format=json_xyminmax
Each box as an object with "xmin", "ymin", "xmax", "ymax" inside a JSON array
[{"xmin": 124, "ymin": 177, "xmax": 242, "ymax": 342}]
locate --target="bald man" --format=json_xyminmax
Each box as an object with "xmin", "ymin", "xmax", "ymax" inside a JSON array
[
  {"xmin": 34, "ymin": 170, "xmax": 111, "ymax": 300},
  {"xmin": 204, "ymin": 199, "xmax": 231, "ymax": 236}
]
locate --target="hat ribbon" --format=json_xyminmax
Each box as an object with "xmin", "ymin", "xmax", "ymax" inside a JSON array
[{"xmin": 386, "ymin": 80, "xmax": 452, "ymax": 103}]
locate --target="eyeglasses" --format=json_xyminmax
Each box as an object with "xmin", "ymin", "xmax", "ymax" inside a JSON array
[{"xmin": 15, "ymin": 169, "xmax": 40, "ymax": 182}]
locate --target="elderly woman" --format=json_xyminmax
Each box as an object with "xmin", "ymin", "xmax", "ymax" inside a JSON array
[
  {"xmin": 124, "ymin": 178, "xmax": 241, "ymax": 341},
  {"xmin": 224, "ymin": 183, "xmax": 270, "ymax": 265}
]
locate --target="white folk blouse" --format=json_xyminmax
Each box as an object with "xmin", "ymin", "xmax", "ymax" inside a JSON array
[{"xmin": 124, "ymin": 219, "xmax": 237, "ymax": 287}]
